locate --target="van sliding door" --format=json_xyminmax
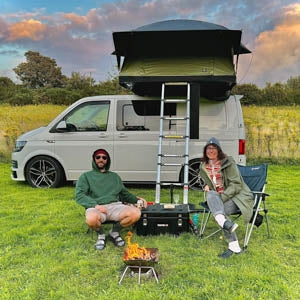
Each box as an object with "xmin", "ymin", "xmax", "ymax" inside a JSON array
[{"xmin": 113, "ymin": 100, "xmax": 179, "ymax": 182}]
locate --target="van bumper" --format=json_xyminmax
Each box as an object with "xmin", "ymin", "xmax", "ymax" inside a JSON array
[
  {"xmin": 237, "ymin": 155, "xmax": 246, "ymax": 166},
  {"xmin": 11, "ymin": 155, "xmax": 26, "ymax": 181},
  {"xmin": 11, "ymin": 165, "xmax": 26, "ymax": 181}
]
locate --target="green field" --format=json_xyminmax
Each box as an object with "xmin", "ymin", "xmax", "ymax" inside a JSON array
[
  {"xmin": 1, "ymin": 104, "xmax": 300, "ymax": 162},
  {"xmin": 0, "ymin": 163, "xmax": 299, "ymax": 299}
]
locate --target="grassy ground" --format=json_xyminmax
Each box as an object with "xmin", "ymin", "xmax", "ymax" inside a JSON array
[
  {"xmin": 242, "ymin": 106, "xmax": 300, "ymax": 160},
  {"xmin": 0, "ymin": 163, "xmax": 299, "ymax": 299},
  {"xmin": 1, "ymin": 104, "xmax": 300, "ymax": 162}
]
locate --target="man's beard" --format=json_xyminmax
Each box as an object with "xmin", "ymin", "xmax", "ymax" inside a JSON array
[{"xmin": 97, "ymin": 162, "xmax": 106, "ymax": 171}]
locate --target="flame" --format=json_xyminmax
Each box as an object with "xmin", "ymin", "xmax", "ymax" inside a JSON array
[{"xmin": 123, "ymin": 231, "xmax": 152, "ymax": 261}]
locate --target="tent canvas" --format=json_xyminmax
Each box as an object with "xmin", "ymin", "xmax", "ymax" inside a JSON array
[
  {"xmin": 113, "ymin": 20, "xmax": 251, "ymax": 99},
  {"xmin": 119, "ymin": 56, "xmax": 236, "ymax": 100},
  {"xmin": 120, "ymin": 56, "xmax": 235, "ymax": 78},
  {"xmin": 113, "ymin": 20, "xmax": 251, "ymax": 59}
]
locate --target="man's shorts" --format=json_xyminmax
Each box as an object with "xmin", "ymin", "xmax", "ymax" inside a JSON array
[{"xmin": 85, "ymin": 202, "xmax": 128, "ymax": 223}]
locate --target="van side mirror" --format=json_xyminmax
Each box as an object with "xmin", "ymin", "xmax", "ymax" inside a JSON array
[{"xmin": 56, "ymin": 120, "xmax": 67, "ymax": 132}]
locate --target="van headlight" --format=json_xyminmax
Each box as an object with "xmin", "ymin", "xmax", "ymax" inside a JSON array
[{"xmin": 14, "ymin": 141, "xmax": 27, "ymax": 152}]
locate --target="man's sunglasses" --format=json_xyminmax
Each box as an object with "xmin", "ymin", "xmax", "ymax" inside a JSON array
[{"xmin": 95, "ymin": 155, "xmax": 107, "ymax": 160}]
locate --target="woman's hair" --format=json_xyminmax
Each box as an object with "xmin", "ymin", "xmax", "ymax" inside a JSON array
[{"xmin": 202, "ymin": 144, "xmax": 226, "ymax": 163}]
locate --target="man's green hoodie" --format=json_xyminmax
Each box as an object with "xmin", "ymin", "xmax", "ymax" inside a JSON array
[{"xmin": 75, "ymin": 150, "xmax": 138, "ymax": 209}]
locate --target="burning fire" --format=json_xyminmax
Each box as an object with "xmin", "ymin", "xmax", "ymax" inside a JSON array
[{"xmin": 123, "ymin": 231, "xmax": 152, "ymax": 261}]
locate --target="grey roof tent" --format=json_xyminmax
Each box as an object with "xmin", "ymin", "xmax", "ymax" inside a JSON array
[{"xmin": 113, "ymin": 19, "xmax": 251, "ymax": 100}]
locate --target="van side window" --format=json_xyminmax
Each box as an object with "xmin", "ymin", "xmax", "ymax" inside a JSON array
[
  {"xmin": 116, "ymin": 100, "xmax": 176, "ymax": 131},
  {"xmin": 65, "ymin": 102, "xmax": 110, "ymax": 131}
]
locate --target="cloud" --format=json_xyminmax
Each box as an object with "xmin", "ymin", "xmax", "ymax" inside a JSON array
[
  {"xmin": 0, "ymin": 49, "xmax": 20, "ymax": 56},
  {"xmin": 0, "ymin": 17, "xmax": 9, "ymax": 39},
  {"xmin": 242, "ymin": 3, "xmax": 300, "ymax": 86},
  {"xmin": 63, "ymin": 13, "xmax": 87, "ymax": 27},
  {"xmin": 8, "ymin": 18, "xmax": 47, "ymax": 41},
  {"xmin": 0, "ymin": 0, "xmax": 299, "ymax": 85}
]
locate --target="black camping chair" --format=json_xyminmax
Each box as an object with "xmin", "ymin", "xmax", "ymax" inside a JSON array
[{"xmin": 198, "ymin": 163, "xmax": 270, "ymax": 250}]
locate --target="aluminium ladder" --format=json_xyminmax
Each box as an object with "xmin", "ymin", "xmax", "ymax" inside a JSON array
[{"xmin": 155, "ymin": 82, "xmax": 191, "ymax": 204}]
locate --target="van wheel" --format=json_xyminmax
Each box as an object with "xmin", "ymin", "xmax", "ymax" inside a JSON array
[
  {"xmin": 25, "ymin": 156, "xmax": 65, "ymax": 188},
  {"xmin": 180, "ymin": 159, "xmax": 203, "ymax": 191}
]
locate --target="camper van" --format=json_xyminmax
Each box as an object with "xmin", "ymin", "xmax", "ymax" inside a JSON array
[{"xmin": 11, "ymin": 94, "xmax": 246, "ymax": 189}]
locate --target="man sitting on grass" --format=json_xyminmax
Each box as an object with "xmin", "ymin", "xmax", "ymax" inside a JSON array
[{"xmin": 75, "ymin": 148, "xmax": 147, "ymax": 250}]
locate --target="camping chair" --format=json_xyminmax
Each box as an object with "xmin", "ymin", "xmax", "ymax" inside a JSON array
[{"xmin": 198, "ymin": 163, "xmax": 270, "ymax": 250}]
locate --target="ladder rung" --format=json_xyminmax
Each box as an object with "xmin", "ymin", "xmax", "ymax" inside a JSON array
[
  {"xmin": 160, "ymin": 182, "xmax": 184, "ymax": 186},
  {"xmin": 161, "ymin": 154, "xmax": 185, "ymax": 158},
  {"xmin": 164, "ymin": 99, "xmax": 187, "ymax": 103},
  {"xmin": 163, "ymin": 117, "xmax": 187, "ymax": 120},
  {"xmin": 164, "ymin": 82, "xmax": 188, "ymax": 86},
  {"xmin": 162, "ymin": 135, "xmax": 185, "ymax": 139},
  {"xmin": 160, "ymin": 163, "xmax": 183, "ymax": 166}
]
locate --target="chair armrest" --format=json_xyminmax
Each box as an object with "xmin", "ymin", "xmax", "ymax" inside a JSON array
[{"xmin": 253, "ymin": 191, "xmax": 270, "ymax": 197}]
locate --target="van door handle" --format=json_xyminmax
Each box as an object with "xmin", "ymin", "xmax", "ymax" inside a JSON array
[
  {"xmin": 98, "ymin": 133, "xmax": 108, "ymax": 138},
  {"xmin": 118, "ymin": 133, "xmax": 127, "ymax": 138}
]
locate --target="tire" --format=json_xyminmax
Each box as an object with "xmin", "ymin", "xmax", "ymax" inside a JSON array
[
  {"xmin": 25, "ymin": 156, "xmax": 65, "ymax": 188},
  {"xmin": 180, "ymin": 158, "xmax": 204, "ymax": 191}
]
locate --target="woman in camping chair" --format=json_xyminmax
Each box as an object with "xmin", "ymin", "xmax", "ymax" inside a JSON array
[{"xmin": 199, "ymin": 137, "xmax": 254, "ymax": 258}]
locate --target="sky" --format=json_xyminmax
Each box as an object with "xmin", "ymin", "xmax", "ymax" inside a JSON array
[{"xmin": 0, "ymin": 0, "xmax": 299, "ymax": 87}]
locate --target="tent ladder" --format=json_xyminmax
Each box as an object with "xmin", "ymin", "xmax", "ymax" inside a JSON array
[{"xmin": 155, "ymin": 82, "xmax": 190, "ymax": 204}]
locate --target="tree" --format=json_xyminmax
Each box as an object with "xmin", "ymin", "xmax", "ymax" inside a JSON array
[
  {"xmin": 286, "ymin": 76, "xmax": 300, "ymax": 90},
  {"xmin": 13, "ymin": 51, "xmax": 66, "ymax": 88},
  {"xmin": 262, "ymin": 82, "xmax": 289, "ymax": 105},
  {"xmin": 0, "ymin": 77, "xmax": 15, "ymax": 103},
  {"xmin": 94, "ymin": 76, "xmax": 131, "ymax": 95},
  {"xmin": 231, "ymin": 83, "xmax": 263, "ymax": 105},
  {"xmin": 66, "ymin": 72, "xmax": 95, "ymax": 89},
  {"xmin": 0, "ymin": 76, "xmax": 15, "ymax": 87}
]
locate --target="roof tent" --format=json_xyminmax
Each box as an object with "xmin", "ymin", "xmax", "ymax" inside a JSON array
[{"xmin": 113, "ymin": 20, "xmax": 251, "ymax": 100}]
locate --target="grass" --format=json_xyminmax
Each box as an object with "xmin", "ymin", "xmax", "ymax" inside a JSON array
[
  {"xmin": 0, "ymin": 163, "xmax": 300, "ymax": 299},
  {"xmin": 242, "ymin": 106, "xmax": 300, "ymax": 159},
  {"xmin": 1, "ymin": 104, "xmax": 300, "ymax": 162}
]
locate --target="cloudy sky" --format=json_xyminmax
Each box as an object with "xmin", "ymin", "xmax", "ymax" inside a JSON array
[{"xmin": 0, "ymin": 0, "xmax": 299, "ymax": 87}]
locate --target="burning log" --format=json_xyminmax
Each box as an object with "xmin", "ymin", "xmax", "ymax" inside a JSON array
[
  {"xmin": 119, "ymin": 232, "xmax": 159, "ymax": 284},
  {"xmin": 123, "ymin": 232, "xmax": 158, "ymax": 262}
]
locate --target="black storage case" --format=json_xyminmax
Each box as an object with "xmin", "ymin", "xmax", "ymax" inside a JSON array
[{"xmin": 136, "ymin": 204, "xmax": 191, "ymax": 236}]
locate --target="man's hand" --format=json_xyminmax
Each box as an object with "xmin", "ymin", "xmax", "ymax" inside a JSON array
[{"xmin": 137, "ymin": 197, "xmax": 148, "ymax": 209}]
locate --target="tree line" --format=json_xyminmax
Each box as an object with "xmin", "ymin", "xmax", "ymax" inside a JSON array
[{"xmin": 0, "ymin": 51, "xmax": 299, "ymax": 106}]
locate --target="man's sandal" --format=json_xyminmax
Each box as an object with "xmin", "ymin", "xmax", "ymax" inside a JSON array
[
  {"xmin": 109, "ymin": 233, "xmax": 125, "ymax": 247},
  {"xmin": 95, "ymin": 235, "xmax": 106, "ymax": 250}
]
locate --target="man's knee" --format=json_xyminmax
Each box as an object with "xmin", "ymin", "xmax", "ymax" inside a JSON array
[
  {"xmin": 131, "ymin": 207, "xmax": 141, "ymax": 221},
  {"xmin": 120, "ymin": 207, "xmax": 141, "ymax": 222},
  {"xmin": 86, "ymin": 212, "xmax": 101, "ymax": 228}
]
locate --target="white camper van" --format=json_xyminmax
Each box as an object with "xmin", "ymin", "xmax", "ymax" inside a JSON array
[{"xmin": 11, "ymin": 94, "xmax": 246, "ymax": 189}]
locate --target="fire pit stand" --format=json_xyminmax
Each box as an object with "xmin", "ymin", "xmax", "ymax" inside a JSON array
[
  {"xmin": 119, "ymin": 247, "xmax": 159, "ymax": 285},
  {"xmin": 118, "ymin": 265, "xmax": 159, "ymax": 284}
]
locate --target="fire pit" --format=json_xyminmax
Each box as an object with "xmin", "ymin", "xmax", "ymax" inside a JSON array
[{"xmin": 118, "ymin": 232, "xmax": 159, "ymax": 284}]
